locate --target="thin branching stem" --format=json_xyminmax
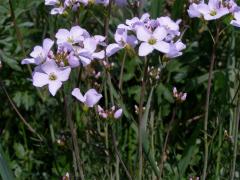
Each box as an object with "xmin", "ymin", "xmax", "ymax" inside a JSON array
[
  {"xmin": 230, "ymin": 98, "xmax": 240, "ymax": 180},
  {"xmin": 138, "ymin": 56, "xmax": 149, "ymax": 180},
  {"xmin": 64, "ymin": 94, "xmax": 85, "ymax": 180},
  {"xmin": 159, "ymin": 106, "xmax": 176, "ymax": 179},
  {"xmin": 111, "ymin": 127, "xmax": 133, "ymax": 180},
  {"xmin": 118, "ymin": 51, "xmax": 127, "ymax": 91},
  {"xmin": 0, "ymin": 79, "xmax": 43, "ymax": 142},
  {"xmin": 202, "ymin": 26, "xmax": 220, "ymax": 180}
]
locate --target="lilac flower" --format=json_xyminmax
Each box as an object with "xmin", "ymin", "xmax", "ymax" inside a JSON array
[
  {"xmin": 106, "ymin": 28, "xmax": 138, "ymax": 57},
  {"xmin": 32, "ymin": 60, "xmax": 71, "ymax": 96},
  {"xmin": 97, "ymin": 105, "xmax": 123, "ymax": 119},
  {"xmin": 114, "ymin": 108, "xmax": 123, "ymax": 119},
  {"xmin": 76, "ymin": 37, "xmax": 105, "ymax": 66},
  {"xmin": 45, "ymin": 0, "xmax": 65, "ymax": 15},
  {"xmin": 97, "ymin": 105, "xmax": 108, "ymax": 118},
  {"xmin": 72, "ymin": 88, "xmax": 102, "ymax": 107},
  {"xmin": 231, "ymin": 11, "xmax": 240, "ymax": 27},
  {"xmin": 173, "ymin": 87, "xmax": 187, "ymax": 102},
  {"xmin": 188, "ymin": 0, "xmax": 230, "ymax": 20},
  {"xmin": 187, "ymin": 1, "xmax": 204, "ymax": 18},
  {"xmin": 223, "ymin": 0, "xmax": 240, "ymax": 13},
  {"xmin": 22, "ymin": 38, "xmax": 54, "ymax": 65},
  {"xmin": 136, "ymin": 26, "xmax": 170, "ymax": 56},
  {"xmin": 56, "ymin": 26, "xmax": 86, "ymax": 50},
  {"xmin": 166, "ymin": 41, "xmax": 186, "ymax": 58},
  {"xmin": 125, "ymin": 13, "xmax": 150, "ymax": 30},
  {"xmin": 157, "ymin": 16, "xmax": 181, "ymax": 36},
  {"xmin": 198, "ymin": 0, "xmax": 229, "ymax": 20}
]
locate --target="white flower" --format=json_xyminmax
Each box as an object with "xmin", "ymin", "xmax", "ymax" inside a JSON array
[
  {"xmin": 72, "ymin": 88, "xmax": 102, "ymax": 107},
  {"xmin": 32, "ymin": 60, "xmax": 71, "ymax": 96}
]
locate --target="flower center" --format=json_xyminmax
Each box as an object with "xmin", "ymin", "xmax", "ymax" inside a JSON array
[
  {"xmin": 88, "ymin": 0, "xmax": 95, "ymax": 5},
  {"xmin": 148, "ymin": 38, "xmax": 157, "ymax": 45},
  {"xmin": 49, "ymin": 73, "xmax": 57, "ymax": 81},
  {"xmin": 210, "ymin": 10, "xmax": 217, "ymax": 16},
  {"xmin": 67, "ymin": 37, "xmax": 74, "ymax": 43}
]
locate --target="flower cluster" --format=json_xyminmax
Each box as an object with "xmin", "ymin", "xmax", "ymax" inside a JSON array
[
  {"xmin": 173, "ymin": 87, "xmax": 187, "ymax": 103},
  {"xmin": 106, "ymin": 13, "xmax": 186, "ymax": 58},
  {"xmin": 188, "ymin": 0, "xmax": 240, "ymax": 26},
  {"xmin": 97, "ymin": 105, "xmax": 123, "ymax": 119},
  {"xmin": 45, "ymin": 0, "xmax": 127, "ymax": 15},
  {"xmin": 22, "ymin": 25, "xmax": 104, "ymax": 101}
]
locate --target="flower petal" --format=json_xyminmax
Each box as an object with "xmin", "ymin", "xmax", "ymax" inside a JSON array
[
  {"xmin": 138, "ymin": 42, "xmax": 154, "ymax": 56},
  {"xmin": 85, "ymin": 89, "xmax": 102, "ymax": 107},
  {"xmin": 57, "ymin": 67, "xmax": 71, "ymax": 82},
  {"xmin": 41, "ymin": 60, "xmax": 58, "ymax": 74},
  {"xmin": 114, "ymin": 108, "xmax": 123, "ymax": 119},
  {"xmin": 70, "ymin": 26, "xmax": 84, "ymax": 42},
  {"xmin": 32, "ymin": 72, "xmax": 49, "ymax": 87},
  {"xmin": 43, "ymin": 38, "xmax": 54, "ymax": 52},
  {"xmin": 153, "ymin": 27, "xmax": 167, "ymax": 41},
  {"xmin": 106, "ymin": 43, "xmax": 122, "ymax": 57},
  {"xmin": 72, "ymin": 88, "xmax": 86, "ymax": 102},
  {"xmin": 48, "ymin": 81, "xmax": 62, "ymax": 96},
  {"xmin": 21, "ymin": 58, "xmax": 35, "ymax": 64},
  {"xmin": 153, "ymin": 41, "xmax": 170, "ymax": 54},
  {"xmin": 84, "ymin": 38, "xmax": 97, "ymax": 53},
  {"xmin": 136, "ymin": 26, "xmax": 151, "ymax": 42}
]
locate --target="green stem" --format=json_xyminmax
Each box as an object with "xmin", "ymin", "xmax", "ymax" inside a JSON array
[
  {"xmin": 230, "ymin": 101, "xmax": 240, "ymax": 180},
  {"xmin": 159, "ymin": 107, "xmax": 176, "ymax": 179},
  {"xmin": 64, "ymin": 94, "xmax": 85, "ymax": 180},
  {"xmin": 138, "ymin": 56, "xmax": 149, "ymax": 180},
  {"xmin": 202, "ymin": 27, "xmax": 219, "ymax": 180},
  {"xmin": 118, "ymin": 51, "xmax": 127, "ymax": 91}
]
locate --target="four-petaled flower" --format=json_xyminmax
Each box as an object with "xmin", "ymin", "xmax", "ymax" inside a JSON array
[
  {"xmin": 33, "ymin": 60, "xmax": 71, "ymax": 96},
  {"xmin": 137, "ymin": 26, "xmax": 170, "ymax": 56}
]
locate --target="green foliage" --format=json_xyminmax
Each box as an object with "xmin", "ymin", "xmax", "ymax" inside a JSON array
[{"xmin": 0, "ymin": 0, "xmax": 240, "ymax": 179}]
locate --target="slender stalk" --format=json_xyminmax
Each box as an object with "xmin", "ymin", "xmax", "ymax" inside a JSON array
[
  {"xmin": 215, "ymin": 117, "xmax": 222, "ymax": 180},
  {"xmin": 138, "ymin": 56, "xmax": 149, "ymax": 180},
  {"xmin": 64, "ymin": 95, "xmax": 85, "ymax": 180},
  {"xmin": 159, "ymin": 107, "xmax": 176, "ymax": 179},
  {"xmin": 202, "ymin": 27, "xmax": 220, "ymax": 180},
  {"xmin": 230, "ymin": 101, "xmax": 240, "ymax": 180},
  {"xmin": 118, "ymin": 51, "xmax": 127, "ymax": 91},
  {"xmin": 8, "ymin": 0, "xmax": 44, "ymax": 101},
  {"xmin": 111, "ymin": 127, "xmax": 133, "ymax": 180},
  {"xmin": 0, "ymin": 79, "xmax": 43, "ymax": 141}
]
